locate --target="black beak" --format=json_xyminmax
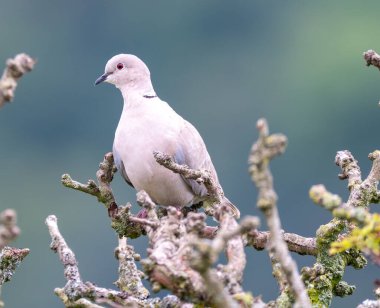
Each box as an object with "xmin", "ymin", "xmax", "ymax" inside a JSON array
[{"xmin": 94, "ymin": 73, "xmax": 110, "ymax": 85}]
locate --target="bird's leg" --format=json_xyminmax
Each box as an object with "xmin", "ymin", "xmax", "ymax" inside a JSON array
[{"xmin": 181, "ymin": 202, "xmax": 202, "ymax": 218}]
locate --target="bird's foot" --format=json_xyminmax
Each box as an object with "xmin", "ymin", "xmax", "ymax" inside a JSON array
[
  {"xmin": 136, "ymin": 208, "xmax": 148, "ymax": 219},
  {"xmin": 108, "ymin": 202, "xmax": 118, "ymax": 218}
]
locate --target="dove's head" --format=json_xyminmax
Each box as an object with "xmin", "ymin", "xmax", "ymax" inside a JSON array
[{"xmin": 95, "ymin": 54, "xmax": 153, "ymax": 92}]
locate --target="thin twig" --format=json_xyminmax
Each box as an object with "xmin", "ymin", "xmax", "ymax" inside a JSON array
[
  {"xmin": 0, "ymin": 53, "xmax": 36, "ymax": 108},
  {"xmin": 0, "ymin": 209, "xmax": 20, "ymax": 250},
  {"xmin": 63, "ymin": 154, "xmax": 146, "ymax": 238},
  {"xmin": 129, "ymin": 216, "xmax": 159, "ymax": 229},
  {"xmin": 364, "ymin": 49, "xmax": 380, "ymax": 70},
  {"xmin": 153, "ymin": 151, "xmax": 223, "ymax": 204},
  {"xmin": 335, "ymin": 150, "xmax": 380, "ymax": 208},
  {"xmin": 62, "ymin": 152, "xmax": 117, "ymax": 212},
  {"xmin": 248, "ymin": 118, "xmax": 311, "ymax": 308}
]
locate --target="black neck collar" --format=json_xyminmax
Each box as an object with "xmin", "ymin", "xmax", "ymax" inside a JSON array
[{"xmin": 143, "ymin": 94, "xmax": 157, "ymax": 99}]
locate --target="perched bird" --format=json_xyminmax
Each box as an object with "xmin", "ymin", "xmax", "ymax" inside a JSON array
[{"xmin": 95, "ymin": 54, "xmax": 240, "ymax": 218}]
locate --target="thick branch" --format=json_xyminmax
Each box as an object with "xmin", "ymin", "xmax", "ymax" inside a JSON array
[
  {"xmin": 114, "ymin": 237, "xmax": 149, "ymax": 299},
  {"xmin": 189, "ymin": 236, "xmax": 237, "ymax": 308},
  {"xmin": 245, "ymin": 230, "xmax": 317, "ymax": 256},
  {"xmin": 0, "ymin": 53, "xmax": 36, "ymax": 108},
  {"xmin": 188, "ymin": 209, "xmax": 259, "ymax": 307},
  {"xmin": 248, "ymin": 118, "xmax": 311, "ymax": 308},
  {"xmin": 141, "ymin": 206, "xmax": 207, "ymax": 300},
  {"xmin": 217, "ymin": 213, "xmax": 258, "ymax": 297},
  {"xmin": 61, "ymin": 148, "xmax": 319, "ymax": 307},
  {"xmin": 138, "ymin": 193, "xmax": 257, "ymax": 306},
  {"xmin": 200, "ymin": 269, "xmax": 236, "ymax": 308},
  {"xmin": 200, "ymin": 224, "xmax": 317, "ymax": 256},
  {"xmin": 64, "ymin": 152, "xmax": 318, "ymax": 255}
]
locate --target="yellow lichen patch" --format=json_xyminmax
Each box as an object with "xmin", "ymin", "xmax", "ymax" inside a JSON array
[{"xmin": 330, "ymin": 213, "xmax": 380, "ymax": 257}]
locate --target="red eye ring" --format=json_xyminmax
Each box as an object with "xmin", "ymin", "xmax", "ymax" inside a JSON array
[{"xmin": 117, "ymin": 63, "xmax": 124, "ymax": 70}]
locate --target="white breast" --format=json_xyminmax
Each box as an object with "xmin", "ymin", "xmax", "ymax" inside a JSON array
[{"xmin": 114, "ymin": 97, "xmax": 195, "ymax": 206}]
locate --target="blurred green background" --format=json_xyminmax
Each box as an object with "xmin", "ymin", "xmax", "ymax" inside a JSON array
[{"xmin": 1, "ymin": 1, "xmax": 380, "ymax": 307}]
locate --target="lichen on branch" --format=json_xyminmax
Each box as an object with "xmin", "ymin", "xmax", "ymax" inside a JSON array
[
  {"xmin": 0, "ymin": 246, "xmax": 29, "ymax": 286},
  {"xmin": 305, "ymin": 149, "xmax": 380, "ymax": 306},
  {"xmin": 311, "ymin": 150, "xmax": 380, "ymax": 266}
]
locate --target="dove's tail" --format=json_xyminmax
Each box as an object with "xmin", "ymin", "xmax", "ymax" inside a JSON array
[{"xmin": 221, "ymin": 197, "xmax": 240, "ymax": 219}]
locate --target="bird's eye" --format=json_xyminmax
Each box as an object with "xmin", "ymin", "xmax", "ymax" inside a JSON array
[{"xmin": 117, "ymin": 63, "xmax": 124, "ymax": 70}]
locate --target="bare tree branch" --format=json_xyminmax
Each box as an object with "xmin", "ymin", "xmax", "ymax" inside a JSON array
[
  {"xmin": 60, "ymin": 142, "xmax": 374, "ymax": 308},
  {"xmin": 248, "ymin": 118, "xmax": 311, "ymax": 308},
  {"xmin": 200, "ymin": 224, "xmax": 317, "ymax": 256},
  {"xmin": 62, "ymin": 152, "xmax": 118, "ymax": 215},
  {"xmin": 0, "ymin": 53, "xmax": 36, "ymax": 108},
  {"xmin": 46, "ymin": 215, "xmax": 182, "ymax": 307},
  {"xmin": 46, "ymin": 214, "xmax": 136, "ymax": 307},
  {"xmin": 245, "ymin": 230, "xmax": 317, "ymax": 256},
  {"xmin": 64, "ymin": 152, "xmax": 319, "ymax": 258}
]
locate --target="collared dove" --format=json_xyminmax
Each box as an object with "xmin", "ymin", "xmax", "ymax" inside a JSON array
[{"xmin": 95, "ymin": 54, "xmax": 240, "ymax": 218}]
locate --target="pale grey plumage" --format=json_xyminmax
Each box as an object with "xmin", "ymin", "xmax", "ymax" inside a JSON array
[{"xmin": 95, "ymin": 54, "xmax": 240, "ymax": 218}]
